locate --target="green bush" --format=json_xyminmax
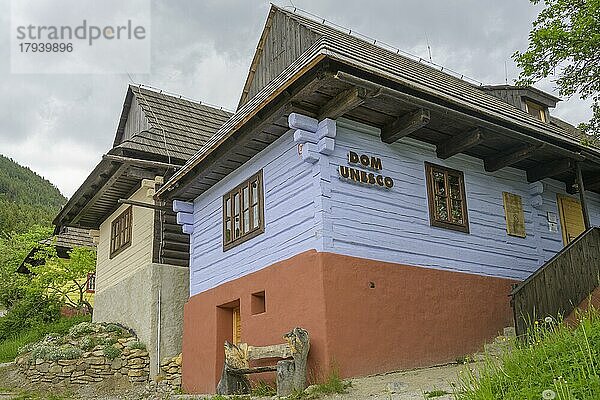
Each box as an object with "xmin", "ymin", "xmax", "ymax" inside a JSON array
[
  {"xmin": 29, "ymin": 343, "xmax": 82, "ymax": 361},
  {"xmin": 68, "ymin": 322, "xmax": 98, "ymax": 338},
  {"xmin": 79, "ymin": 336, "xmax": 98, "ymax": 351},
  {"xmin": 127, "ymin": 341, "xmax": 146, "ymax": 350},
  {"xmin": 457, "ymin": 308, "xmax": 600, "ymax": 400},
  {"xmin": 102, "ymin": 344, "xmax": 122, "ymax": 360},
  {"xmin": 0, "ymin": 292, "xmax": 62, "ymax": 341}
]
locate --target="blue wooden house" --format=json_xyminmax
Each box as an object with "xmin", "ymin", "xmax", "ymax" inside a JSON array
[{"xmin": 156, "ymin": 6, "xmax": 600, "ymax": 393}]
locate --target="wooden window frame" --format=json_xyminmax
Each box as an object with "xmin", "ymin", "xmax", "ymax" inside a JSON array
[
  {"xmin": 110, "ymin": 206, "xmax": 132, "ymax": 258},
  {"xmin": 85, "ymin": 272, "xmax": 96, "ymax": 293},
  {"xmin": 524, "ymin": 99, "xmax": 547, "ymax": 122},
  {"xmin": 223, "ymin": 170, "xmax": 265, "ymax": 251},
  {"xmin": 425, "ymin": 162, "xmax": 470, "ymax": 233}
]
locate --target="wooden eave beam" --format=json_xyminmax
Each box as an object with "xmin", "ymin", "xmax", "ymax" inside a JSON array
[
  {"xmin": 575, "ymin": 162, "xmax": 591, "ymax": 229},
  {"xmin": 102, "ymin": 154, "xmax": 180, "ymax": 170},
  {"xmin": 484, "ymin": 143, "xmax": 542, "ymax": 172},
  {"xmin": 318, "ymin": 86, "xmax": 375, "ymax": 120},
  {"xmin": 436, "ymin": 128, "xmax": 485, "ymax": 160},
  {"xmin": 380, "ymin": 108, "xmax": 431, "ymax": 144},
  {"xmin": 526, "ymin": 158, "xmax": 574, "ymax": 183},
  {"xmin": 72, "ymin": 163, "xmax": 129, "ymax": 225},
  {"xmin": 126, "ymin": 167, "xmax": 158, "ymax": 180}
]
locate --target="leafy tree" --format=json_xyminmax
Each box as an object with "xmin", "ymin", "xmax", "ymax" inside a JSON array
[
  {"xmin": 513, "ymin": 0, "xmax": 600, "ymax": 141},
  {"xmin": 0, "ymin": 226, "xmax": 52, "ymax": 309},
  {"xmin": 30, "ymin": 245, "xmax": 96, "ymax": 314}
]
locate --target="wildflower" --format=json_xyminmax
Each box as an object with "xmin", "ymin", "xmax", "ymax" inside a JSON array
[
  {"xmin": 544, "ymin": 316, "xmax": 554, "ymax": 324},
  {"xmin": 542, "ymin": 389, "xmax": 556, "ymax": 399}
]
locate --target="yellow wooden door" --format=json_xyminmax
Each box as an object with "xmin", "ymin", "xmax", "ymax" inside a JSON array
[
  {"xmin": 232, "ymin": 307, "xmax": 241, "ymax": 344},
  {"xmin": 557, "ymin": 194, "xmax": 586, "ymax": 245}
]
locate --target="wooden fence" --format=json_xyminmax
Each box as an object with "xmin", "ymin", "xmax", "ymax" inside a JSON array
[{"xmin": 511, "ymin": 227, "xmax": 600, "ymax": 335}]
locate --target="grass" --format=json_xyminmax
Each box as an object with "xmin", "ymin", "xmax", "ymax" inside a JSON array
[
  {"xmin": 0, "ymin": 315, "xmax": 90, "ymax": 363},
  {"xmin": 424, "ymin": 389, "xmax": 450, "ymax": 398},
  {"xmin": 456, "ymin": 307, "xmax": 600, "ymax": 400},
  {"xmin": 251, "ymin": 380, "xmax": 276, "ymax": 396},
  {"xmin": 286, "ymin": 369, "xmax": 352, "ymax": 399},
  {"xmin": 3, "ymin": 389, "xmax": 74, "ymax": 399}
]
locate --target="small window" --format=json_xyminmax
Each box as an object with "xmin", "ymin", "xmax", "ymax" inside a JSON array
[
  {"xmin": 110, "ymin": 207, "xmax": 132, "ymax": 258},
  {"xmin": 223, "ymin": 171, "xmax": 265, "ymax": 251},
  {"xmin": 425, "ymin": 163, "xmax": 470, "ymax": 233},
  {"xmin": 524, "ymin": 100, "xmax": 547, "ymax": 122},
  {"xmin": 251, "ymin": 291, "xmax": 266, "ymax": 315},
  {"xmin": 86, "ymin": 272, "xmax": 96, "ymax": 293}
]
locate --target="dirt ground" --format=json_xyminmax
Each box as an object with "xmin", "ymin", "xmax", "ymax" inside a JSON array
[{"xmin": 0, "ymin": 360, "xmax": 476, "ymax": 399}]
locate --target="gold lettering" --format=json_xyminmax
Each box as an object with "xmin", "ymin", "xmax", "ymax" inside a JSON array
[
  {"xmin": 371, "ymin": 157, "xmax": 382, "ymax": 170},
  {"xmin": 339, "ymin": 165, "xmax": 350, "ymax": 178}
]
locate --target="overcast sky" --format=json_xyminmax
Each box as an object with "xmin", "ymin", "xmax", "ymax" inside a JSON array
[{"xmin": 0, "ymin": 0, "xmax": 593, "ymax": 198}]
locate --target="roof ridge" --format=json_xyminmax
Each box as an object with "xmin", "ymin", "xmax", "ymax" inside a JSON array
[
  {"xmin": 274, "ymin": 5, "xmax": 484, "ymax": 86},
  {"xmin": 130, "ymin": 84, "xmax": 234, "ymax": 114}
]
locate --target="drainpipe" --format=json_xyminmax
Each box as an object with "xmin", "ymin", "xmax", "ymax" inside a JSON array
[
  {"xmin": 576, "ymin": 162, "xmax": 591, "ymax": 230},
  {"xmin": 157, "ymin": 285, "xmax": 162, "ymax": 374}
]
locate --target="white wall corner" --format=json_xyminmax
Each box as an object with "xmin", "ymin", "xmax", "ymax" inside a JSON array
[
  {"xmin": 301, "ymin": 143, "xmax": 320, "ymax": 164},
  {"xmin": 288, "ymin": 113, "xmax": 318, "ymax": 132},
  {"xmin": 173, "ymin": 200, "xmax": 194, "ymax": 214}
]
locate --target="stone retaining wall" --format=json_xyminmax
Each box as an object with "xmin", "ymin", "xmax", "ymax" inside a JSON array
[
  {"xmin": 158, "ymin": 353, "xmax": 182, "ymax": 387},
  {"xmin": 16, "ymin": 338, "xmax": 150, "ymax": 385}
]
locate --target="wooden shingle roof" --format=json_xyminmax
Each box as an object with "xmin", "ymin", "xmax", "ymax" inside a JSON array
[
  {"xmin": 18, "ymin": 227, "xmax": 95, "ymax": 274},
  {"xmin": 54, "ymin": 85, "xmax": 231, "ymax": 230},
  {"xmin": 114, "ymin": 86, "xmax": 232, "ymax": 162},
  {"xmin": 41, "ymin": 227, "xmax": 95, "ymax": 248},
  {"xmin": 158, "ymin": 6, "xmax": 600, "ymax": 201}
]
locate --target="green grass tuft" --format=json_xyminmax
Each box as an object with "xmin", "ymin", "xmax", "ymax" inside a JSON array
[
  {"xmin": 312, "ymin": 369, "xmax": 352, "ymax": 395},
  {"xmin": 424, "ymin": 389, "xmax": 449, "ymax": 398},
  {"xmin": 457, "ymin": 307, "xmax": 600, "ymax": 400},
  {"xmin": 251, "ymin": 380, "xmax": 276, "ymax": 396},
  {"xmin": 127, "ymin": 340, "xmax": 146, "ymax": 350}
]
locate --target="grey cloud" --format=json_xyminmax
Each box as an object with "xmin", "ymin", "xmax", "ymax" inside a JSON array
[{"xmin": 0, "ymin": 0, "xmax": 593, "ymax": 197}]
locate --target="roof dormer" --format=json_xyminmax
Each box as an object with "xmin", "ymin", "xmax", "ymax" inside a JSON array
[{"xmin": 481, "ymin": 85, "xmax": 560, "ymax": 123}]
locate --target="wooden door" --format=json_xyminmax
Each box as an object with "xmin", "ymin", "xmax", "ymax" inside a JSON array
[
  {"xmin": 557, "ymin": 194, "xmax": 585, "ymax": 245},
  {"xmin": 232, "ymin": 307, "xmax": 241, "ymax": 344}
]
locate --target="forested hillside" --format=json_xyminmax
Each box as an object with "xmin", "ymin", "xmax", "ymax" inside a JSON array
[{"xmin": 0, "ymin": 155, "xmax": 66, "ymax": 235}]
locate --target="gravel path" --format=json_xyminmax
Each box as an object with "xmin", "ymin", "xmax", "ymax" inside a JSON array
[{"xmin": 0, "ymin": 361, "xmax": 476, "ymax": 399}]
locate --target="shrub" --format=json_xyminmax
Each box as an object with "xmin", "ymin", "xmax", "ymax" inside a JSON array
[
  {"xmin": 104, "ymin": 323, "xmax": 126, "ymax": 336},
  {"xmin": 29, "ymin": 343, "xmax": 82, "ymax": 361},
  {"xmin": 0, "ymin": 292, "xmax": 61, "ymax": 341},
  {"xmin": 127, "ymin": 341, "xmax": 146, "ymax": 350},
  {"xmin": 68, "ymin": 322, "xmax": 97, "ymax": 338},
  {"xmin": 101, "ymin": 337, "xmax": 117, "ymax": 346},
  {"xmin": 102, "ymin": 344, "xmax": 122, "ymax": 360},
  {"xmin": 79, "ymin": 336, "xmax": 98, "ymax": 351}
]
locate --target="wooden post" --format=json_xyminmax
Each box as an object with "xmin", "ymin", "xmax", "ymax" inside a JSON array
[{"xmin": 576, "ymin": 162, "xmax": 591, "ymax": 230}]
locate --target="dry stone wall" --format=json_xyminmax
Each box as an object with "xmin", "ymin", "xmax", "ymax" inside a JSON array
[
  {"xmin": 15, "ymin": 322, "xmax": 150, "ymax": 385},
  {"xmin": 158, "ymin": 353, "xmax": 182, "ymax": 387}
]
